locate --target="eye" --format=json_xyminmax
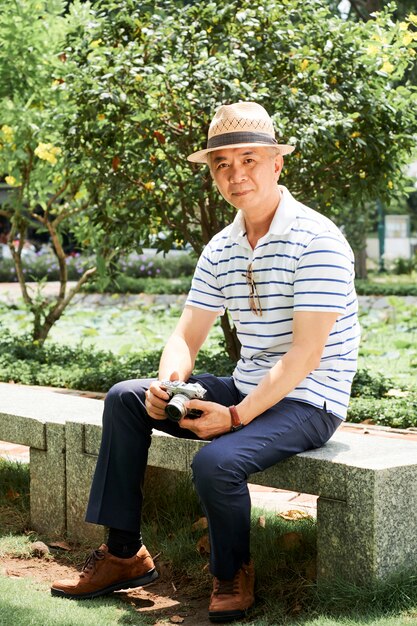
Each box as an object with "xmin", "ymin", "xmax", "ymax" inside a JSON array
[
  {"xmin": 244, "ymin": 158, "xmax": 255, "ymax": 164},
  {"xmin": 216, "ymin": 162, "xmax": 228, "ymax": 170}
]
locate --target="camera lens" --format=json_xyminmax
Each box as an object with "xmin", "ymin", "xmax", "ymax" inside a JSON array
[{"xmin": 165, "ymin": 394, "xmax": 188, "ymax": 421}]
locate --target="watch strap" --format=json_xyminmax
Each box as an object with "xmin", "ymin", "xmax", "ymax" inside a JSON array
[{"xmin": 229, "ymin": 405, "xmax": 244, "ymax": 432}]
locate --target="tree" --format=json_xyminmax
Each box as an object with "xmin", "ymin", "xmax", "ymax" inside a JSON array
[
  {"xmin": 64, "ymin": 0, "xmax": 417, "ymax": 358},
  {"xmin": 0, "ymin": 0, "xmax": 119, "ymax": 343}
]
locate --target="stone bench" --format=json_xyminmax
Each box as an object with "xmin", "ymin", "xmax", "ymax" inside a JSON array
[
  {"xmin": 0, "ymin": 383, "xmax": 103, "ymax": 537},
  {"xmin": 1, "ymin": 382, "xmax": 417, "ymax": 586}
]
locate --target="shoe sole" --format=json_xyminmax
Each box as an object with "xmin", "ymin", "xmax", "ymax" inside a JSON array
[
  {"xmin": 209, "ymin": 607, "xmax": 251, "ymax": 623},
  {"xmin": 51, "ymin": 568, "xmax": 159, "ymax": 600}
]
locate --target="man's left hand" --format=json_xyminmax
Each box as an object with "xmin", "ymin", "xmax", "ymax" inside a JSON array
[{"xmin": 179, "ymin": 400, "xmax": 232, "ymax": 439}]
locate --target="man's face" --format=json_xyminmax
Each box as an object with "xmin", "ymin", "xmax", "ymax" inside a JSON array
[{"xmin": 209, "ymin": 147, "xmax": 283, "ymax": 214}]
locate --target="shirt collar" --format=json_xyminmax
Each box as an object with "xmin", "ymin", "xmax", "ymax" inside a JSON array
[{"xmin": 229, "ymin": 185, "xmax": 298, "ymax": 244}]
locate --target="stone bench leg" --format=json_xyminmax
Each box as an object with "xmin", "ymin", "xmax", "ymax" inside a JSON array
[
  {"xmin": 317, "ymin": 466, "xmax": 417, "ymax": 585},
  {"xmin": 29, "ymin": 423, "xmax": 66, "ymax": 538},
  {"xmin": 65, "ymin": 422, "xmax": 105, "ymax": 545}
]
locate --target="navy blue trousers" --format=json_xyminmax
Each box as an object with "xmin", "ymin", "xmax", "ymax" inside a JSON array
[{"xmin": 85, "ymin": 373, "xmax": 341, "ymax": 580}]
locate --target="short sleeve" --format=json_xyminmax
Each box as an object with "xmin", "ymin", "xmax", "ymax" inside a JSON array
[
  {"xmin": 185, "ymin": 247, "xmax": 226, "ymax": 314},
  {"xmin": 293, "ymin": 233, "xmax": 354, "ymax": 313}
]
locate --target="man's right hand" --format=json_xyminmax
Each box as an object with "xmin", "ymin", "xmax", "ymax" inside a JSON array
[{"xmin": 145, "ymin": 381, "xmax": 170, "ymax": 420}]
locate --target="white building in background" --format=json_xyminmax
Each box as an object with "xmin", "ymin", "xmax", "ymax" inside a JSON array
[{"xmin": 367, "ymin": 161, "xmax": 417, "ymax": 263}]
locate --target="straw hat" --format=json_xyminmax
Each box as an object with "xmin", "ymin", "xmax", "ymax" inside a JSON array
[{"xmin": 187, "ymin": 102, "xmax": 295, "ymax": 164}]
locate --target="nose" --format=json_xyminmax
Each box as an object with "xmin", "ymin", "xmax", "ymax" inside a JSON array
[{"xmin": 229, "ymin": 162, "xmax": 247, "ymax": 184}]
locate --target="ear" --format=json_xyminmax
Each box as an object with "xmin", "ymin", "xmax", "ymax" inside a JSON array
[{"xmin": 274, "ymin": 154, "xmax": 284, "ymax": 178}]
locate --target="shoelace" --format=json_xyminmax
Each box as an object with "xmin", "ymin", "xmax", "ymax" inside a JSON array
[
  {"xmin": 213, "ymin": 574, "xmax": 241, "ymax": 596},
  {"xmin": 80, "ymin": 549, "xmax": 106, "ymax": 576}
]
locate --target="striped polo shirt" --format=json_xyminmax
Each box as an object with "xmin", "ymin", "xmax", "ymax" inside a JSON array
[{"xmin": 185, "ymin": 185, "xmax": 360, "ymax": 420}]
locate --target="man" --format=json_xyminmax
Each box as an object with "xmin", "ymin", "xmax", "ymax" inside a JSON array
[{"xmin": 51, "ymin": 102, "xmax": 360, "ymax": 623}]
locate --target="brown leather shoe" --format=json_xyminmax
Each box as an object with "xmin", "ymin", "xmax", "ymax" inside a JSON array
[
  {"xmin": 51, "ymin": 544, "xmax": 158, "ymax": 599},
  {"xmin": 209, "ymin": 561, "xmax": 255, "ymax": 622}
]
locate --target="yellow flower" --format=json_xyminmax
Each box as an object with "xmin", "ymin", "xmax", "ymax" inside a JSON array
[
  {"xmin": 1, "ymin": 125, "xmax": 14, "ymax": 142},
  {"xmin": 402, "ymin": 32, "xmax": 413, "ymax": 46},
  {"xmin": 90, "ymin": 39, "xmax": 103, "ymax": 48},
  {"xmin": 34, "ymin": 142, "xmax": 62, "ymax": 165},
  {"xmin": 75, "ymin": 188, "xmax": 87, "ymax": 200},
  {"xmin": 381, "ymin": 61, "xmax": 395, "ymax": 74},
  {"xmin": 387, "ymin": 180, "xmax": 393, "ymax": 189},
  {"xmin": 399, "ymin": 21, "xmax": 408, "ymax": 31},
  {"xmin": 335, "ymin": 140, "xmax": 340, "ymax": 149},
  {"xmin": 351, "ymin": 131, "xmax": 361, "ymax": 138},
  {"xmin": 372, "ymin": 34, "xmax": 386, "ymax": 44},
  {"xmin": 97, "ymin": 114, "xmax": 106, "ymax": 121},
  {"xmin": 134, "ymin": 75, "xmax": 143, "ymax": 82},
  {"xmin": 300, "ymin": 59, "xmax": 309, "ymax": 71},
  {"xmin": 144, "ymin": 181, "xmax": 155, "ymax": 191},
  {"xmin": 233, "ymin": 78, "xmax": 240, "ymax": 86},
  {"xmin": 330, "ymin": 77, "xmax": 337, "ymax": 85},
  {"xmin": 5, "ymin": 175, "xmax": 17, "ymax": 186},
  {"xmin": 290, "ymin": 87, "xmax": 298, "ymax": 94},
  {"xmin": 367, "ymin": 44, "xmax": 379, "ymax": 55},
  {"xmin": 408, "ymin": 13, "xmax": 417, "ymax": 26},
  {"xmin": 359, "ymin": 170, "xmax": 366, "ymax": 179}
]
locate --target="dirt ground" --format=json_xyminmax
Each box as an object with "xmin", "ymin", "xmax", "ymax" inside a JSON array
[{"xmin": 0, "ymin": 554, "xmax": 214, "ymax": 626}]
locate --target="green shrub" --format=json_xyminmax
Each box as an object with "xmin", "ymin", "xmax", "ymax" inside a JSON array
[
  {"xmin": 119, "ymin": 251, "xmax": 197, "ymax": 279},
  {"xmin": 348, "ymin": 395, "xmax": 417, "ymax": 429},
  {"xmin": 1, "ymin": 331, "xmax": 415, "ymax": 429},
  {"xmin": 83, "ymin": 275, "xmax": 192, "ymax": 295},
  {"xmin": 392, "ymin": 255, "xmax": 417, "ymax": 276},
  {"xmin": 355, "ymin": 280, "xmax": 417, "ymax": 296},
  {"xmin": 0, "ymin": 258, "xmax": 16, "ymax": 282},
  {"xmin": 350, "ymin": 368, "xmax": 394, "ymax": 398},
  {"xmin": 0, "ymin": 331, "xmax": 233, "ymax": 392},
  {"xmin": 0, "ymin": 249, "xmax": 196, "ymax": 284}
]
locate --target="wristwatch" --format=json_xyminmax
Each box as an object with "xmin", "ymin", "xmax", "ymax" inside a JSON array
[{"xmin": 229, "ymin": 405, "xmax": 245, "ymax": 432}]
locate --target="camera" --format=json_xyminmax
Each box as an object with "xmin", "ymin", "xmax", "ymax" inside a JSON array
[{"xmin": 160, "ymin": 380, "xmax": 207, "ymax": 422}]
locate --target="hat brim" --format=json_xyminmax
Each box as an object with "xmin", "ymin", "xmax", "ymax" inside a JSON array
[{"xmin": 187, "ymin": 142, "xmax": 295, "ymax": 164}]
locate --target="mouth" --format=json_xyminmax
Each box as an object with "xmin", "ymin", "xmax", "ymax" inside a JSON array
[{"xmin": 231, "ymin": 190, "xmax": 252, "ymax": 197}]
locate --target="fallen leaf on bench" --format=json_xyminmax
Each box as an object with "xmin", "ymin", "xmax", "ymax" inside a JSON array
[
  {"xmin": 191, "ymin": 516, "xmax": 208, "ymax": 531},
  {"xmin": 196, "ymin": 534, "xmax": 210, "ymax": 555},
  {"xmin": 257, "ymin": 516, "xmax": 266, "ymax": 528},
  {"xmin": 277, "ymin": 509, "xmax": 312, "ymax": 521},
  {"xmin": 49, "ymin": 541, "xmax": 72, "ymax": 552},
  {"xmin": 280, "ymin": 532, "xmax": 303, "ymax": 551}
]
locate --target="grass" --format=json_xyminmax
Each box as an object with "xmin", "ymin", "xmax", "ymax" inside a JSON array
[
  {"xmin": 0, "ymin": 577, "xmax": 153, "ymax": 626},
  {"xmin": 1, "ymin": 460, "xmax": 417, "ymax": 626}
]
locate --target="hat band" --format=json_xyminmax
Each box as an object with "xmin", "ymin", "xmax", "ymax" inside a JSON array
[{"xmin": 207, "ymin": 131, "xmax": 277, "ymax": 150}]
